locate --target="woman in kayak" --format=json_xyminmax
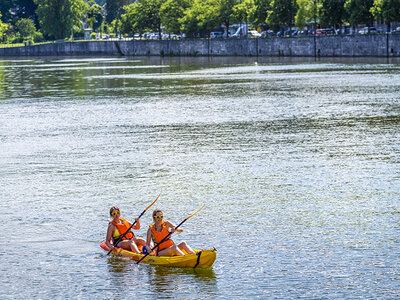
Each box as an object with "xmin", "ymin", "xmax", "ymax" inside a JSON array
[
  {"xmin": 105, "ymin": 206, "xmax": 146, "ymax": 253},
  {"xmin": 146, "ymin": 209, "xmax": 195, "ymax": 256}
]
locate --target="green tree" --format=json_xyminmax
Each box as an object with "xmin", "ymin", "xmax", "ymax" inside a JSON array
[
  {"xmin": 219, "ymin": 0, "xmax": 238, "ymax": 36},
  {"xmin": 16, "ymin": 18, "xmax": 36, "ymax": 42},
  {"xmin": 121, "ymin": 0, "xmax": 163, "ymax": 37},
  {"xmin": 120, "ymin": 2, "xmax": 137, "ymax": 34},
  {"xmin": 160, "ymin": 0, "xmax": 188, "ymax": 34},
  {"xmin": 35, "ymin": 0, "xmax": 85, "ymax": 39},
  {"xmin": 232, "ymin": 0, "xmax": 256, "ymax": 27},
  {"xmin": 295, "ymin": 0, "xmax": 314, "ymax": 28},
  {"xmin": 87, "ymin": 3, "xmax": 104, "ymax": 31},
  {"xmin": 250, "ymin": 0, "xmax": 271, "ymax": 29},
  {"xmin": 0, "ymin": 0, "xmax": 12, "ymax": 22},
  {"xmin": 371, "ymin": 0, "xmax": 400, "ymax": 29},
  {"xmin": 267, "ymin": 0, "xmax": 298, "ymax": 31},
  {"xmin": 344, "ymin": 0, "xmax": 374, "ymax": 26},
  {"xmin": 181, "ymin": 0, "xmax": 221, "ymax": 37},
  {"xmin": 105, "ymin": 0, "xmax": 129, "ymax": 24},
  {"xmin": 12, "ymin": 0, "xmax": 38, "ymax": 24},
  {"xmin": 0, "ymin": 13, "xmax": 9, "ymax": 42},
  {"xmin": 320, "ymin": 0, "xmax": 346, "ymax": 28}
]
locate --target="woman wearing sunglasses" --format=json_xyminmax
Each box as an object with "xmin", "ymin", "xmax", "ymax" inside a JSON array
[
  {"xmin": 105, "ymin": 206, "xmax": 146, "ymax": 253},
  {"xmin": 146, "ymin": 209, "xmax": 195, "ymax": 256}
]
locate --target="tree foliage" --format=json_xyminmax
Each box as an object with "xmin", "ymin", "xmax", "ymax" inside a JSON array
[
  {"xmin": 35, "ymin": 0, "xmax": 85, "ymax": 39},
  {"xmin": 344, "ymin": 0, "xmax": 374, "ymax": 25},
  {"xmin": 160, "ymin": 0, "xmax": 188, "ymax": 34},
  {"xmin": 105, "ymin": 0, "xmax": 129, "ymax": 24},
  {"xmin": 0, "ymin": 0, "xmax": 13, "ymax": 22},
  {"xmin": 0, "ymin": 13, "xmax": 9, "ymax": 42},
  {"xmin": 218, "ymin": 0, "xmax": 238, "ymax": 36},
  {"xmin": 232, "ymin": 0, "xmax": 255, "ymax": 25},
  {"xmin": 181, "ymin": 0, "xmax": 221, "ymax": 37},
  {"xmin": 250, "ymin": 0, "xmax": 271, "ymax": 28},
  {"xmin": 16, "ymin": 18, "xmax": 36, "ymax": 41},
  {"xmin": 121, "ymin": 0, "xmax": 163, "ymax": 36},
  {"xmin": 267, "ymin": 0, "xmax": 298, "ymax": 29},
  {"xmin": 87, "ymin": 3, "xmax": 103, "ymax": 31},
  {"xmin": 371, "ymin": 0, "xmax": 400, "ymax": 26},
  {"xmin": 2, "ymin": 0, "xmax": 400, "ymax": 44},
  {"xmin": 295, "ymin": 0, "xmax": 314, "ymax": 28},
  {"xmin": 13, "ymin": 0, "xmax": 38, "ymax": 22},
  {"xmin": 320, "ymin": 0, "xmax": 346, "ymax": 27}
]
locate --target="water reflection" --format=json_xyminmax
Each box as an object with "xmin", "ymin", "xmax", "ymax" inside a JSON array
[
  {"xmin": 106, "ymin": 255, "xmax": 142, "ymax": 296},
  {"xmin": 106, "ymin": 255, "xmax": 217, "ymax": 296},
  {"xmin": 146, "ymin": 265, "xmax": 217, "ymax": 297}
]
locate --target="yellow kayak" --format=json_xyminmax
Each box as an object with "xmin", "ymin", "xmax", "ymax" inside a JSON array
[{"xmin": 100, "ymin": 241, "xmax": 217, "ymax": 268}]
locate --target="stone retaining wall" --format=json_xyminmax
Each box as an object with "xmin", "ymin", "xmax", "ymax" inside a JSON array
[{"xmin": 1, "ymin": 35, "xmax": 400, "ymax": 57}]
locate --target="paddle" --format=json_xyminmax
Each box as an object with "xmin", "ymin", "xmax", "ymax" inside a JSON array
[
  {"xmin": 136, "ymin": 203, "xmax": 206, "ymax": 265},
  {"xmin": 107, "ymin": 193, "xmax": 161, "ymax": 255}
]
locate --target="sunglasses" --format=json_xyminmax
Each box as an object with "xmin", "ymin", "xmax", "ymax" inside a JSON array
[
  {"xmin": 153, "ymin": 215, "xmax": 163, "ymax": 219},
  {"xmin": 111, "ymin": 211, "xmax": 120, "ymax": 216}
]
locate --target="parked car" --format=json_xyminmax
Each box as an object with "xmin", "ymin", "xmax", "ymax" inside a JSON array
[
  {"xmin": 283, "ymin": 29, "xmax": 297, "ymax": 36},
  {"xmin": 391, "ymin": 27, "xmax": 400, "ymax": 33},
  {"xmin": 324, "ymin": 28, "xmax": 334, "ymax": 35},
  {"xmin": 359, "ymin": 27, "xmax": 377, "ymax": 34},
  {"xmin": 248, "ymin": 30, "xmax": 261, "ymax": 38},
  {"xmin": 297, "ymin": 29, "xmax": 310, "ymax": 35},
  {"xmin": 210, "ymin": 31, "xmax": 224, "ymax": 38},
  {"xmin": 336, "ymin": 28, "xmax": 350, "ymax": 35}
]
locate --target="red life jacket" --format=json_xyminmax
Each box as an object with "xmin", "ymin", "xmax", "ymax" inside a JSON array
[
  {"xmin": 110, "ymin": 217, "xmax": 134, "ymax": 242},
  {"xmin": 150, "ymin": 220, "xmax": 174, "ymax": 251}
]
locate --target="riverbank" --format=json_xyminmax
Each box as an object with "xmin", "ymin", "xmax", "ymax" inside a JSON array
[{"xmin": 1, "ymin": 35, "xmax": 400, "ymax": 57}]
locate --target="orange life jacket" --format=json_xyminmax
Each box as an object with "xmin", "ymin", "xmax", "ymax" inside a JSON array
[
  {"xmin": 150, "ymin": 220, "xmax": 174, "ymax": 251},
  {"xmin": 110, "ymin": 217, "xmax": 134, "ymax": 242}
]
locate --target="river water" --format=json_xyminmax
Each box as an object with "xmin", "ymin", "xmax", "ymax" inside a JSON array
[{"xmin": 0, "ymin": 56, "xmax": 399, "ymax": 299}]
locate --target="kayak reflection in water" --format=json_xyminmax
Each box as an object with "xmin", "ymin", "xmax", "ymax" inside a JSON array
[
  {"xmin": 146, "ymin": 209, "xmax": 195, "ymax": 256},
  {"xmin": 105, "ymin": 206, "xmax": 146, "ymax": 254}
]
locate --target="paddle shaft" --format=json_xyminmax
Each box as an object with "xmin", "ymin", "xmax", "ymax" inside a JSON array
[
  {"xmin": 136, "ymin": 218, "xmax": 188, "ymax": 264},
  {"xmin": 107, "ymin": 193, "xmax": 160, "ymax": 255},
  {"xmin": 136, "ymin": 203, "xmax": 205, "ymax": 265}
]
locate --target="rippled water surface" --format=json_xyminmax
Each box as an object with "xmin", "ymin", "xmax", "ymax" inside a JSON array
[{"xmin": 0, "ymin": 56, "xmax": 399, "ymax": 299}]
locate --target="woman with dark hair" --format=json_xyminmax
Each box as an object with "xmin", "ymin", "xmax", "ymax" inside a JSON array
[{"xmin": 105, "ymin": 206, "xmax": 146, "ymax": 253}]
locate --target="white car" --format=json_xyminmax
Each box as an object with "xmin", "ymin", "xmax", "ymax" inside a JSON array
[{"xmin": 248, "ymin": 30, "xmax": 261, "ymax": 38}]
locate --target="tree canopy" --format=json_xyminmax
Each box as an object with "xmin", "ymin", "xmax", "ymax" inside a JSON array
[
  {"xmin": 35, "ymin": 0, "xmax": 85, "ymax": 39},
  {"xmin": 2, "ymin": 0, "xmax": 400, "ymax": 44}
]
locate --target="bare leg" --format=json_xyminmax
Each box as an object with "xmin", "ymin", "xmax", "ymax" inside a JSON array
[
  {"xmin": 177, "ymin": 241, "xmax": 195, "ymax": 254},
  {"xmin": 158, "ymin": 245, "xmax": 185, "ymax": 256},
  {"xmin": 117, "ymin": 240, "xmax": 140, "ymax": 253},
  {"xmin": 133, "ymin": 237, "xmax": 146, "ymax": 247}
]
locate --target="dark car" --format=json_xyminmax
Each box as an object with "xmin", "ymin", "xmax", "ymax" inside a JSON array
[{"xmin": 210, "ymin": 31, "xmax": 224, "ymax": 38}]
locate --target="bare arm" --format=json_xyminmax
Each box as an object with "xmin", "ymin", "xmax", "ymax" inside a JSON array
[
  {"xmin": 133, "ymin": 218, "xmax": 140, "ymax": 230},
  {"xmin": 146, "ymin": 227, "xmax": 154, "ymax": 248},
  {"xmin": 166, "ymin": 220, "xmax": 183, "ymax": 233}
]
